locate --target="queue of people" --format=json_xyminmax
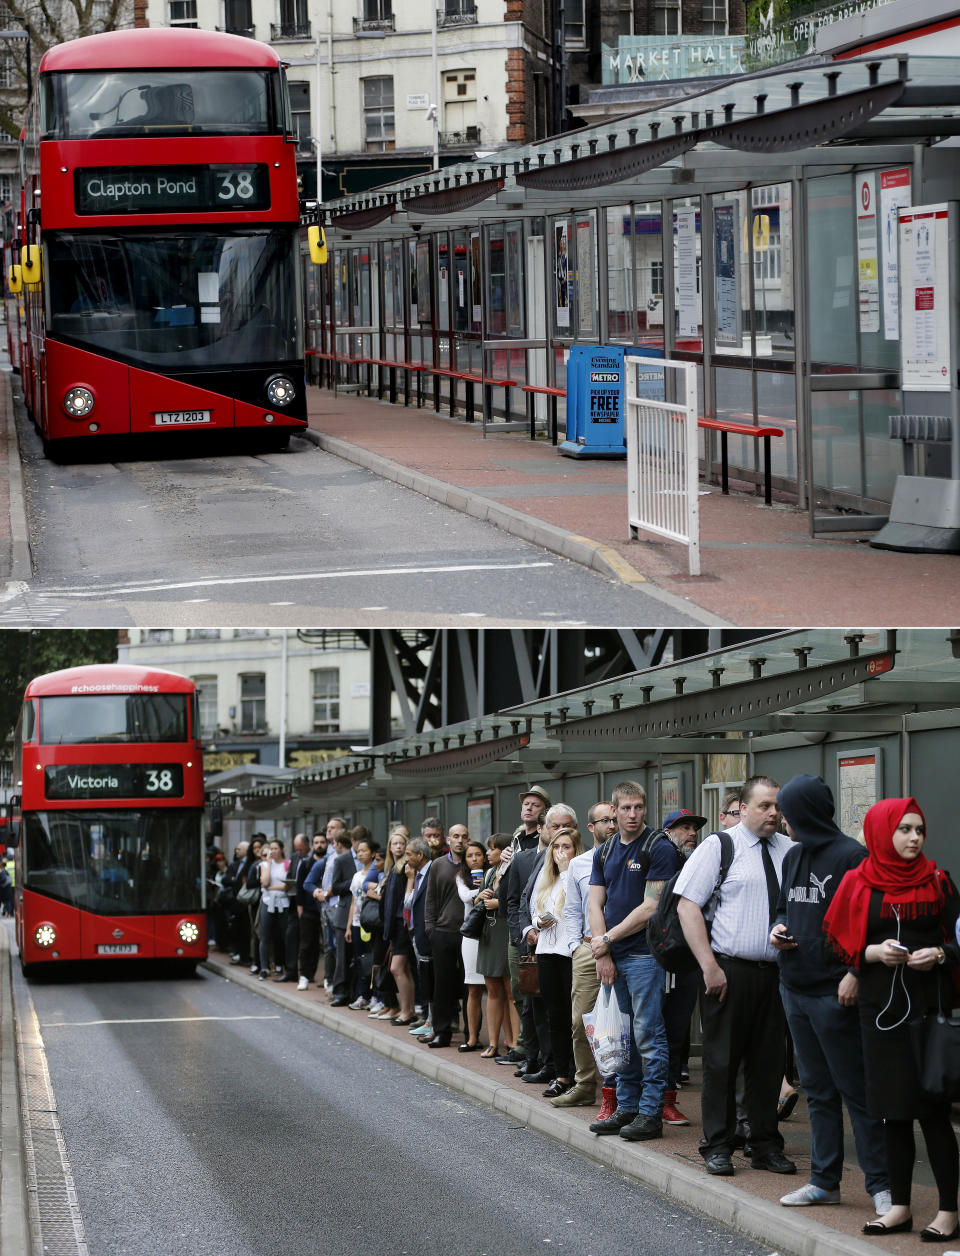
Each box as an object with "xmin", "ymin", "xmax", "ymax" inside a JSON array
[{"xmin": 211, "ymin": 775, "xmax": 959, "ymax": 1244}]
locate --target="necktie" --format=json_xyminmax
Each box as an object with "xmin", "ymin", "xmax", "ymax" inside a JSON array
[{"xmin": 759, "ymin": 840, "xmax": 779, "ymax": 925}]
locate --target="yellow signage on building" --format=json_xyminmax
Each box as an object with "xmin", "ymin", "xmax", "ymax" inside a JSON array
[
  {"xmin": 204, "ymin": 750, "xmax": 260, "ymax": 771},
  {"xmin": 286, "ymin": 748, "xmax": 350, "ymax": 770}
]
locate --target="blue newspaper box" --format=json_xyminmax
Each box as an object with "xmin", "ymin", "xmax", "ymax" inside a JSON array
[{"xmin": 559, "ymin": 345, "xmax": 627, "ymax": 459}]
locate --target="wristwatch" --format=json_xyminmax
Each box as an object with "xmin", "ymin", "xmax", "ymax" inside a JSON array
[
  {"xmin": 937, "ymin": 946, "xmax": 946, "ymax": 965},
  {"xmin": 601, "ymin": 932, "xmax": 611, "ymax": 947}
]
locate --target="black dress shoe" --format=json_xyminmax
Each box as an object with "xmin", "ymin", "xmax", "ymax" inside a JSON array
[
  {"xmin": 704, "ymin": 1151, "xmax": 734, "ymax": 1176},
  {"xmin": 329, "ymin": 996, "xmax": 350, "ymax": 1007},
  {"xmin": 272, "ymin": 974, "xmax": 294, "ymax": 982},
  {"xmin": 521, "ymin": 1066, "xmax": 556, "ymax": 1084},
  {"xmin": 619, "ymin": 1113, "xmax": 663, "ymax": 1142},
  {"xmin": 515, "ymin": 1059, "xmax": 541, "ymax": 1078},
  {"xmin": 427, "ymin": 1035, "xmax": 451, "ymax": 1048},
  {"xmin": 863, "ymin": 1217, "xmax": 912, "ymax": 1236},
  {"xmin": 751, "ymin": 1151, "xmax": 797, "ymax": 1174},
  {"xmin": 920, "ymin": 1222, "xmax": 958, "ymax": 1242},
  {"xmin": 589, "ymin": 1108, "xmax": 638, "ymax": 1135}
]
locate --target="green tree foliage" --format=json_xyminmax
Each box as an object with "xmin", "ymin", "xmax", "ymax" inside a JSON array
[
  {"xmin": 0, "ymin": 0, "xmax": 132, "ymax": 141},
  {"xmin": 0, "ymin": 629, "xmax": 117, "ymax": 742}
]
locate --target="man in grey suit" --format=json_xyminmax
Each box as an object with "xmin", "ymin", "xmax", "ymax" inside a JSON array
[{"xmin": 313, "ymin": 832, "xmax": 358, "ymax": 1006}]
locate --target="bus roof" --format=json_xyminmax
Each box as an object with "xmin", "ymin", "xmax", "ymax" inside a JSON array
[
  {"xmin": 40, "ymin": 28, "xmax": 282, "ymax": 74},
  {"xmin": 25, "ymin": 664, "xmax": 196, "ymax": 697}
]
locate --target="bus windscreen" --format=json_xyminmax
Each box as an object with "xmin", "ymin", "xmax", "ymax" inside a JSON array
[
  {"xmin": 46, "ymin": 69, "xmax": 275, "ymax": 139},
  {"xmin": 24, "ymin": 809, "xmax": 203, "ymax": 914},
  {"xmin": 39, "ymin": 693, "xmax": 189, "ymax": 744},
  {"xmin": 47, "ymin": 229, "xmax": 302, "ymax": 368}
]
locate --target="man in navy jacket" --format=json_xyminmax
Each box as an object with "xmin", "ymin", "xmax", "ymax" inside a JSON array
[{"xmin": 771, "ymin": 774, "xmax": 890, "ymax": 1215}]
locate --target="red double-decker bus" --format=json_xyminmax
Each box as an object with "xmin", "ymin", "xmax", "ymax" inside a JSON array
[
  {"xmin": 11, "ymin": 27, "xmax": 310, "ymax": 458},
  {"xmin": 12, "ymin": 663, "xmax": 208, "ymax": 976}
]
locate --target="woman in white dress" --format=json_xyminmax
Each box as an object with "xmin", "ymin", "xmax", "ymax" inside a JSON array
[{"xmin": 456, "ymin": 840, "xmax": 488, "ymax": 1052}]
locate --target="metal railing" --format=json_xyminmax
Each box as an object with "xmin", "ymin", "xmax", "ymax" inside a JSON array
[
  {"xmin": 625, "ymin": 355, "xmax": 700, "ymax": 576},
  {"xmin": 439, "ymin": 126, "xmax": 481, "ymax": 146},
  {"xmin": 437, "ymin": 5, "xmax": 477, "ymax": 27},
  {"xmin": 353, "ymin": 15, "xmax": 395, "ymax": 31},
  {"xmin": 270, "ymin": 20, "xmax": 311, "ymax": 39}
]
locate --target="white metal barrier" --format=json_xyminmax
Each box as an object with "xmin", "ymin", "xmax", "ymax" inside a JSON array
[{"xmin": 624, "ymin": 355, "xmax": 700, "ymax": 577}]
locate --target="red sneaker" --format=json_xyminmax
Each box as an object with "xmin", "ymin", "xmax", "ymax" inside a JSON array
[{"xmin": 662, "ymin": 1090, "xmax": 690, "ymax": 1125}]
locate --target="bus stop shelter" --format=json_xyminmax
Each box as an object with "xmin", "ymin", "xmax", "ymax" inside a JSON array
[{"xmin": 306, "ymin": 53, "xmax": 960, "ymax": 536}]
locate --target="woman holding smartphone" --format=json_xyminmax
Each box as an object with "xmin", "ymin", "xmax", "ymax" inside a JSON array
[
  {"xmin": 528, "ymin": 826, "xmax": 583, "ymax": 1099},
  {"xmin": 824, "ymin": 797, "xmax": 959, "ymax": 1241}
]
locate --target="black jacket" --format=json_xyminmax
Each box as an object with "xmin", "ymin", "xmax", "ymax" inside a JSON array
[
  {"xmin": 775, "ymin": 774, "xmax": 867, "ymax": 994},
  {"xmin": 296, "ymin": 852, "xmax": 323, "ymax": 914},
  {"xmin": 506, "ymin": 842, "xmax": 545, "ymax": 946},
  {"xmin": 330, "ymin": 849, "xmax": 358, "ymax": 931}
]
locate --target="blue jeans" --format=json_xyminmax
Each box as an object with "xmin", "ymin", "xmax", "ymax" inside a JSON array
[
  {"xmin": 781, "ymin": 984, "xmax": 889, "ymax": 1196},
  {"xmin": 612, "ymin": 951, "xmax": 668, "ymax": 1116}
]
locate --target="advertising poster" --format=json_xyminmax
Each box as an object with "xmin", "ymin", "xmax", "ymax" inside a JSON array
[
  {"xmin": 506, "ymin": 224, "xmax": 524, "ymax": 335},
  {"xmin": 470, "ymin": 231, "xmax": 482, "ymax": 327},
  {"xmin": 416, "ymin": 238, "xmax": 432, "ymax": 325},
  {"xmin": 856, "ymin": 173, "xmax": 880, "ymax": 334},
  {"xmin": 880, "ymin": 167, "xmax": 911, "ymax": 340},
  {"xmin": 899, "ymin": 204, "xmax": 951, "ymax": 391},
  {"xmin": 467, "ymin": 797, "xmax": 492, "ymax": 843},
  {"xmin": 713, "ymin": 201, "xmax": 740, "ymax": 345},
  {"xmin": 555, "ymin": 221, "xmax": 570, "ymax": 328},
  {"xmin": 577, "ymin": 217, "xmax": 595, "ymax": 334},
  {"xmin": 675, "ymin": 206, "xmax": 699, "ymax": 337}
]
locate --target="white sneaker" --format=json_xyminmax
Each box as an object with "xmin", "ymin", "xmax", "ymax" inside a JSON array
[
  {"xmin": 348, "ymin": 997, "xmax": 370, "ymax": 1011},
  {"xmin": 323, "ymin": 980, "xmax": 332, "ymax": 994},
  {"xmin": 367, "ymin": 1000, "xmax": 385, "ymax": 1014},
  {"xmin": 872, "ymin": 1190, "xmax": 893, "ymax": 1216},
  {"xmin": 780, "ymin": 1184, "xmax": 841, "ymax": 1207},
  {"xmin": 297, "ymin": 976, "xmax": 309, "ymax": 991}
]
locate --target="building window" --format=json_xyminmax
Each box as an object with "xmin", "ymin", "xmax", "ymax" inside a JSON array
[
  {"xmin": 288, "ymin": 80, "xmax": 311, "ymax": 152},
  {"xmin": 311, "ymin": 668, "xmax": 340, "ymax": 732},
  {"xmin": 701, "ymin": 0, "xmax": 727, "ymax": 35},
  {"xmin": 186, "ymin": 629, "xmax": 221, "ymax": 640},
  {"xmin": 224, "ymin": 0, "xmax": 253, "ymax": 34},
  {"xmin": 363, "ymin": 76, "xmax": 395, "ymax": 152},
  {"xmin": 0, "ymin": 54, "xmax": 15, "ymax": 90},
  {"xmin": 169, "ymin": 0, "xmax": 197, "ymax": 25},
  {"xmin": 650, "ymin": 260, "xmax": 664, "ymax": 296},
  {"xmin": 0, "ymin": 174, "xmax": 13, "ymax": 209},
  {"xmin": 565, "ymin": 0, "xmax": 585, "ymax": 44},
  {"xmin": 144, "ymin": 629, "xmax": 174, "ymax": 643},
  {"xmin": 193, "ymin": 676, "xmax": 218, "ymax": 738},
  {"xmin": 438, "ymin": 0, "xmax": 477, "ymax": 25},
  {"xmin": 654, "ymin": 2, "xmax": 681, "ymax": 35},
  {"xmin": 355, "ymin": 0, "xmax": 394, "ymax": 31},
  {"xmin": 233, "ymin": 628, "xmax": 269, "ymax": 638},
  {"xmin": 240, "ymin": 673, "xmax": 266, "ymax": 733}
]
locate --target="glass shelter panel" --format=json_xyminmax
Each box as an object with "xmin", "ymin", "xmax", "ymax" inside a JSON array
[
  {"xmin": 750, "ymin": 183, "xmax": 794, "ymax": 360},
  {"xmin": 606, "ymin": 205, "xmax": 634, "ymax": 343},
  {"xmin": 807, "ymin": 174, "xmax": 857, "ymax": 368}
]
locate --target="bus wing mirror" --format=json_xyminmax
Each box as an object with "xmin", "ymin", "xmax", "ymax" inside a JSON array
[
  {"xmin": 7, "ymin": 263, "xmax": 21, "ymax": 294},
  {"xmin": 5, "ymin": 822, "xmax": 19, "ymax": 848},
  {"xmin": 21, "ymin": 245, "xmax": 41, "ymax": 286},
  {"xmin": 307, "ymin": 225, "xmax": 327, "ymax": 265}
]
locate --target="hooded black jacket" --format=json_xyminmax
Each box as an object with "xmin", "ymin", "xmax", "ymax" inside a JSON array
[{"xmin": 775, "ymin": 774, "xmax": 867, "ymax": 995}]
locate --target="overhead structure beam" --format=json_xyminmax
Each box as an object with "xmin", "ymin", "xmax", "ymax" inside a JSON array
[{"xmin": 551, "ymin": 647, "xmax": 896, "ymax": 743}]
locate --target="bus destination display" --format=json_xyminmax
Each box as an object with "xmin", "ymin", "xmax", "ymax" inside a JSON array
[
  {"xmin": 45, "ymin": 763, "xmax": 185, "ymax": 799},
  {"xmin": 74, "ymin": 165, "xmax": 269, "ymax": 215}
]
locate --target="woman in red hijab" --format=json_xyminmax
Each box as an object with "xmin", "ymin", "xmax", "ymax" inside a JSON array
[{"xmin": 824, "ymin": 797, "xmax": 959, "ymax": 1241}]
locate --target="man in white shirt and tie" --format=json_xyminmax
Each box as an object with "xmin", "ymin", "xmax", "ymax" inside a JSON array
[{"xmin": 675, "ymin": 776, "xmax": 795, "ymax": 1178}]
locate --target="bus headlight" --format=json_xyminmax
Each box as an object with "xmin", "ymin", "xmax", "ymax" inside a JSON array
[
  {"xmin": 35, "ymin": 923, "xmax": 57, "ymax": 948},
  {"xmin": 63, "ymin": 387, "xmax": 94, "ymax": 418},
  {"xmin": 177, "ymin": 920, "xmax": 200, "ymax": 945},
  {"xmin": 265, "ymin": 375, "xmax": 295, "ymax": 407}
]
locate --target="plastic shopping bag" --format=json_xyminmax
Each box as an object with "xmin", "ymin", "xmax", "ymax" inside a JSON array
[{"xmin": 582, "ymin": 985, "xmax": 631, "ymax": 1076}]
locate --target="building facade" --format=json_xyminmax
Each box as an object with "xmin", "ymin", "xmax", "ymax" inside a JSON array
[{"xmin": 118, "ymin": 628, "xmax": 380, "ymax": 772}]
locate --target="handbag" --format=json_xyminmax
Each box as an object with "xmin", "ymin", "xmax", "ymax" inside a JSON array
[
  {"xmin": 237, "ymin": 881, "xmax": 260, "ymax": 907},
  {"xmin": 917, "ymin": 981, "xmax": 960, "ymax": 1101},
  {"xmin": 360, "ymin": 897, "xmax": 382, "ymax": 933},
  {"xmin": 518, "ymin": 953, "xmax": 540, "ymax": 996},
  {"xmin": 460, "ymin": 901, "xmax": 487, "ymax": 940}
]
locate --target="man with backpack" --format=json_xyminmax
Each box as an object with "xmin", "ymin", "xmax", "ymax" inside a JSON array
[
  {"xmin": 587, "ymin": 781, "xmax": 675, "ymax": 1142},
  {"xmin": 675, "ymin": 775, "xmax": 795, "ymax": 1178}
]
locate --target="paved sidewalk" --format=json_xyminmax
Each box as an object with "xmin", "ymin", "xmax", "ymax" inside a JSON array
[
  {"xmin": 207, "ymin": 947, "xmax": 942, "ymax": 1256},
  {"xmin": 0, "ymin": 357, "xmax": 30, "ymax": 591},
  {"xmin": 306, "ymin": 385, "xmax": 960, "ymax": 627}
]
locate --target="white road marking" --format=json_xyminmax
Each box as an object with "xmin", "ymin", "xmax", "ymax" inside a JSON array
[
  {"xmin": 42, "ymin": 560, "xmax": 556, "ymax": 599},
  {"xmin": 40, "ymin": 1014, "xmax": 283, "ymax": 1028}
]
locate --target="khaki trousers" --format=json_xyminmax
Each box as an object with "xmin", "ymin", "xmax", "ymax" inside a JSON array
[{"xmin": 571, "ymin": 939, "xmax": 601, "ymax": 1091}]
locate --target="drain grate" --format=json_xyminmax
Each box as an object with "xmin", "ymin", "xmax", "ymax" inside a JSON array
[{"xmin": 14, "ymin": 968, "xmax": 88, "ymax": 1256}]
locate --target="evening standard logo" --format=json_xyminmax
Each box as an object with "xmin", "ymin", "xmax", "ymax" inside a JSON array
[{"xmin": 590, "ymin": 372, "xmax": 620, "ymax": 382}]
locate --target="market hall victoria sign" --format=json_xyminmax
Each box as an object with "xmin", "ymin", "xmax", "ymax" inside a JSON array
[
  {"xmin": 45, "ymin": 763, "xmax": 185, "ymax": 800},
  {"xmin": 74, "ymin": 164, "xmax": 270, "ymax": 215}
]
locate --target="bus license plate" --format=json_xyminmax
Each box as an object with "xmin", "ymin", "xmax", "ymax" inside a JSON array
[
  {"xmin": 153, "ymin": 410, "xmax": 212, "ymax": 426},
  {"xmin": 97, "ymin": 943, "xmax": 139, "ymax": 954}
]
